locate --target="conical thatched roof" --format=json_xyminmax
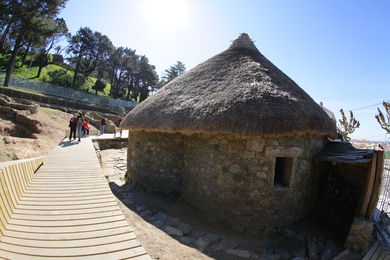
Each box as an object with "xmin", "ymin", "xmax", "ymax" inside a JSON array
[{"xmin": 121, "ymin": 33, "xmax": 336, "ymax": 137}]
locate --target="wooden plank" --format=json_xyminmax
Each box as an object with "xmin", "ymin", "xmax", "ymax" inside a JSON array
[
  {"xmin": 22, "ymin": 191, "xmax": 113, "ymax": 198},
  {"xmin": 5, "ymin": 219, "xmax": 129, "ymax": 233},
  {"xmin": 0, "ymin": 172, "xmax": 17, "ymax": 211},
  {"xmin": 11, "ymin": 210, "xmax": 122, "ymax": 221},
  {"xmin": 1, "ymin": 232, "xmax": 137, "ymax": 248},
  {"xmin": 0, "ymin": 239, "xmax": 142, "ymax": 257},
  {"xmin": 0, "ymin": 176, "xmax": 12, "ymax": 220},
  {"xmin": 9, "ymin": 215, "xmax": 125, "ymax": 227},
  {"xmin": 0, "ymin": 247, "xmax": 150, "ymax": 260},
  {"xmin": 27, "ymin": 183, "xmax": 109, "ymax": 189},
  {"xmin": 26, "ymin": 186, "xmax": 110, "ymax": 192},
  {"xmin": 20, "ymin": 194, "xmax": 113, "ymax": 202},
  {"xmin": 2, "ymin": 225, "xmax": 133, "ymax": 240},
  {"xmin": 12, "ymin": 205, "xmax": 120, "ymax": 216},
  {"xmin": 2, "ymin": 168, "xmax": 19, "ymax": 206},
  {"xmin": 371, "ymin": 245, "xmax": 383, "ymax": 260},
  {"xmin": 15, "ymin": 201, "xmax": 118, "ymax": 210},
  {"xmin": 363, "ymin": 242, "xmax": 379, "ymax": 260},
  {"xmin": 366, "ymin": 150, "xmax": 385, "ymax": 218},
  {"xmin": 9, "ymin": 165, "xmax": 22, "ymax": 200},
  {"xmin": 359, "ymin": 152, "xmax": 377, "ymax": 216}
]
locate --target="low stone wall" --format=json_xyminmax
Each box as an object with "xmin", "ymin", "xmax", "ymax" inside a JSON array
[
  {"xmin": 93, "ymin": 137, "xmax": 128, "ymax": 150},
  {"xmin": 0, "ymin": 156, "xmax": 46, "ymax": 238},
  {"xmin": 127, "ymin": 131, "xmax": 326, "ymax": 234}
]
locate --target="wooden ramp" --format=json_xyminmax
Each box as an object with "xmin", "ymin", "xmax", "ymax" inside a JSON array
[{"xmin": 0, "ymin": 138, "xmax": 151, "ymax": 259}]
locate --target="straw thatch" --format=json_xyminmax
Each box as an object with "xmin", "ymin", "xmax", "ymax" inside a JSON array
[{"xmin": 121, "ymin": 33, "xmax": 336, "ymax": 137}]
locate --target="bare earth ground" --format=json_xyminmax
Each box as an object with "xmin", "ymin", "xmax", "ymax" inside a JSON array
[
  {"xmin": 99, "ymin": 149, "xmax": 361, "ymax": 260},
  {"xmin": 0, "ymin": 107, "xmax": 72, "ymax": 161}
]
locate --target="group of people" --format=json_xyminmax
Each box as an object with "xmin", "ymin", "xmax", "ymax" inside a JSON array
[
  {"xmin": 69, "ymin": 112, "xmax": 123, "ymax": 141},
  {"xmin": 68, "ymin": 112, "xmax": 91, "ymax": 142}
]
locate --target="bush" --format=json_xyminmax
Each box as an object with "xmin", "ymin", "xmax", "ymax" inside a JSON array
[
  {"xmin": 73, "ymin": 74, "xmax": 85, "ymax": 89},
  {"xmin": 92, "ymin": 79, "xmax": 106, "ymax": 94},
  {"xmin": 47, "ymin": 69, "xmax": 72, "ymax": 88}
]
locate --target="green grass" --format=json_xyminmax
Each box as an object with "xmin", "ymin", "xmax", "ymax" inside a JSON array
[{"xmin": 0, "ymin": 53, "xmax": 112, "ymax": 97}]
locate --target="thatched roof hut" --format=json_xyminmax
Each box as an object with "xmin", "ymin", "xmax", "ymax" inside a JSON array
[
  {"xmin": 121, "ymin": 34, "xmax": 337, "ymax": 234},
  {"xmin": 121, "ymin": 33, "xmax": 336, "ymax": 137}
]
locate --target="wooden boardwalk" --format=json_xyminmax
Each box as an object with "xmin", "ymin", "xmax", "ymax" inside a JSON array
[{"xmin": 0, "ymin": 138, "xmax": 151, "ymax": 259}]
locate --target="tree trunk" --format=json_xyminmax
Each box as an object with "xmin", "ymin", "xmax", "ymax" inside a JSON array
[
  {"xmin": 37, "ymin": 64, "xmax": 43, "ymax": 78},
  {"xmin": 21, "ymin": 42, "xmax": 31, "ymax": 66},
  {"xmin": 36, "ymin": 50, "xmax": 45, "ymax": 78},
  {"xmin": 0, "ymin": 22, "xmax": 12, "ymax": 52},
  {"xmin": 3, "ymin": 30, "xmax": 25, "ymax": 87},
  {"xmin": 72, "ymin": 53, "xmax": 82, "ymax": 88}
]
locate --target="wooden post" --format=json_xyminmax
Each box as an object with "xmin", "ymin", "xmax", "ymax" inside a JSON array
[{"xmin": 365, "ymin": 150, "xmax": 384, "ymax": 219}]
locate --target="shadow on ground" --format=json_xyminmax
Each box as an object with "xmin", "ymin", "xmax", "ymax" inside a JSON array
[
  {"xmin": 58, "ymin": 139, "xmax": 80, "ymax": 147},
  {"xmin": 108, "ymin": 182, "xmax": 360, "ymax": 260}
]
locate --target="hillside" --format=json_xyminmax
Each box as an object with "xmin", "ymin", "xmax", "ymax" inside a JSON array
[{"xmin": 0, "ymin": 53, "xmax": 111, "ymax": 97}]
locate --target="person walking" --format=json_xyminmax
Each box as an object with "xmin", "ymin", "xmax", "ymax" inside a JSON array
[
  {"xmin": 100, "ymin": 118, "xmax": 106, "ymax": 135},
  {"xmin": 83, "ymin": 120, "xmax": 90, "ymax": 136},
  {"xmin": 68, "ymin": 114, "xmax": 77, "ymax": 141},
  {"xmin": 76, "ymin": 112, "xmax": 84, "ymax": 142}
]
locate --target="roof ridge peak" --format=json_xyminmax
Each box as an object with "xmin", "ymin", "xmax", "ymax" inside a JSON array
[{"xmin": 229, "ymin": 33, "xmax": 259, "ymax": 52}]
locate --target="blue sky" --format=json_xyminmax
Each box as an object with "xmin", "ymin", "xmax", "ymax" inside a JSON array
[{"xmin": 59, "ymin": 0, "xmax": 390, "ymax": 141}]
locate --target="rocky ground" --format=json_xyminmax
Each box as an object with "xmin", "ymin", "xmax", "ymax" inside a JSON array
[
  {"xmin": 0, "ymin": 106, "xmax": 72, "ymax": 161},
  {"xmin": 99, "ymin": 148, "xmax": 363, "ymax": 260}
]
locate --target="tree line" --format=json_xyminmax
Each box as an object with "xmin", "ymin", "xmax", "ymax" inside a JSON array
[{"xmin": 0, "ymin": 0, "xmax": 186, "ymax": 102}]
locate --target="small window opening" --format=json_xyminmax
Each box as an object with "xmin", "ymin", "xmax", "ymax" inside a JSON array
[{"xmin": 274, "ymin": 157, "xmax": 293, "ymax": 188}]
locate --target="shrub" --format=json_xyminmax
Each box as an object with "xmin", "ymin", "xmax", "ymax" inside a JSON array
[{"xmin": 47, "ymin": 69, "xmax": 72, "ymax": 88}]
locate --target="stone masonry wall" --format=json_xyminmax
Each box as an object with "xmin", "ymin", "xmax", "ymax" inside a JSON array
[
  {"xmin": 127, "ymin": 131, "xmax": 326, "ymax": 234},
  {"xmin": 181, "ymin": 134, "xmax": 325, "ymax": 233},
  {"xmin": 127, "ymin": 131, "xmax": 184, "ymax": 193}
]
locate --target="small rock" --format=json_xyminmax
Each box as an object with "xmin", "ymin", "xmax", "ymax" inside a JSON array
[
  {"xmin": 290, "ymin": 257, "xmax": 305, "ymax": 260},
  {"xmin": 164, "ymin": 226, "xmax": 183, "ymax": 237},
  {"xmin": 280, "ymin": 228, "xmax": 296, "ymax": 238},
  {"xmin": 139, "ymin": 210, "xmax": 151, "ymax": 218},
  {"xmin": 135, "ymin": 205, "xmax": 147, "ymax": 212},
  {"xmin": 165, "ymin": 217, "xmax": 180, "ymax": 227},
  {"xmin": 151, "ymin": 211, "xmax": 167, "ymax": 223},
  {"xmin": 307, "ymin": 239, "xmax": 319, "ymax": 260},
  {"xmin": 226, "ymin": 249, "xmax": 258, "ymax": 259},
  {"xmin": 194, "ymin": 237, "xmax": 211, "ymax": 252},
  {"xmin": 178, "ymin": 236, "xmax": 194, "ymax": 245},
  {"xmin": 202, "ymin": 233, "xmax": 221, "ymax": 244},
  {"xmin": 229, "ymin": 164, "xmax": 241, "ymax": 173},
  {"xmin": 3, "ymin": 137, "xmax": 10, "ymax": 144},
  {"xmin": 122, "ymin": 197, "xmax": 134, "ymax": 205},
  {"xmin": 177, "ymin": 223, "xmax": 191, "ymax": 235},
  {"xmin": 152, "ymin": 219, "xmax": 165, "ymax": 228},
  {"xmin": 321, "ymin": 240, "xmax": 339, "ymax": 260},
  {"xmin": 191, "ymin": 230, "xmax": 206, "ymax": 239}
]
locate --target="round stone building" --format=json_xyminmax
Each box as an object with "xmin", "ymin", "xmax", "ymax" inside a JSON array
[{"xmin": 121, "ymin": 34, "xmax": 336, "ymax": 234}]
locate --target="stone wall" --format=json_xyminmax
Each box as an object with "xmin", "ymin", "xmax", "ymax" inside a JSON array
[
  {"xmin": 127, "ymin": 132, "xmax": 183, "ymax": 193},
  {"xmin": 93, "ymin": 138, "xmax": 128, "ymax": 150},
  {"xmin": 127, "ymin": 131, "xmax": 326, "ymax": 233}
]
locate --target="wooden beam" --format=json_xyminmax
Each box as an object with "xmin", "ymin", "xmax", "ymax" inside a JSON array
[{"xmin": 366, "ymin": 150, "xmax": 385, "ymax": 219}]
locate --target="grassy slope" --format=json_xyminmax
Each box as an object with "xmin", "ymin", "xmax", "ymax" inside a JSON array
[{"xmin": 0, "ymin": 53, "xmax": 111, "ymax": 97}]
